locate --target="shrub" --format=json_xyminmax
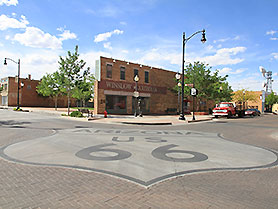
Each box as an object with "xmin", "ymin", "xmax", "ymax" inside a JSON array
[
  {"xmin": 13, "ymin": 108, "xmax": 23, "ymax": 111},
  {"xmin": 70, "ymin": 111, "xmax": 83, "ymax": 118}
]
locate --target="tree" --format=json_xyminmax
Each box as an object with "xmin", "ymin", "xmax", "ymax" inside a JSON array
[
  {"xmin": 265, "ymin": 92, "xmax": 278, "ymax": 111},
  {"xmin": 0, "ymin": 86, "xmax": 3, "ymax": 93},
  {"xmin": 36, "ymin": 72, "xmax": 62, "ymax": 110},
  {"xmin": 72, "ymin": 70, "xmax": 95, "ymax": 107},
  {"xmin": 174, "ymin": 62, "xmax": 233, "ymax": 111},
  {"xmin": 58, "ymin": 45, "xmax": 91, "ymax": 115},
  {"xmin": 232, "ymin": 89, "xmax": 258, "ymax": 109}
]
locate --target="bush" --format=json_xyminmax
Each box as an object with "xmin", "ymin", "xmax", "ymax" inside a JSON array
[{"xmin": 70, "ymin": 111, "xmax": 83, "ymax": 118}]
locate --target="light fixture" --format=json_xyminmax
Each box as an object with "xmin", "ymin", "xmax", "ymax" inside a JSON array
[
  {"xmin": 134, "ymin": 75, "xmax": 139, "ymax": 82},
  {"xmin": 201, "ymin": 30, "xmax": 206, "ymax": 43},
  {"xmin": 175, "ymin": 73, "xmax": 181, "ymax": 80}
]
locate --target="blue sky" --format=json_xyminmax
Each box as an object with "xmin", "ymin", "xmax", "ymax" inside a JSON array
[{"xmin": 1, "ymin": 0, "xmax": 278, "ymax": 91}]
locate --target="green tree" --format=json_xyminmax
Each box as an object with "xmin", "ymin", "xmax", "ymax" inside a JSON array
[
  {"xmin": 232, "ymin": 89, "xmax": 258, "ymax": 109},
  {"xmin": 36, "ymin": 72, "xmax": 62, "ymax": 110},
  {"xmin": 174, "ymin": 62, "xmax": 233, "ymax": 111},
  {"xmin": 58, "ymin": 45, "xmax": 90, "ymax": 115},
  {"xmin": 0, "ymin": 86, "xmax": 3, "ymax": 93},
  {"xmin": 265, "ymin": 92, "xmax": 278, "ymax": 111},
  {"xmin": 72, "ymin": 70, "xmax": 95, "ymax": 107}
]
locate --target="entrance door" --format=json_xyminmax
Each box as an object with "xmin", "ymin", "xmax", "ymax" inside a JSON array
[
  {"xmin": 2, "ymin": 96, "xmax": 8, "ymax": 106},
  {"xmin": 132, "ymin": 97, "xmax": 150, "ymax": 114}
]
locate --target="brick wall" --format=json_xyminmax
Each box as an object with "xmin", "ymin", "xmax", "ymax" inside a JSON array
[
  {"xmin": 1, "ymin": 76, "xmax": 76, "ymax": 108},
  {"xmin": 95, "ymin": 57, "xmax": 178, "ymax": 115}
]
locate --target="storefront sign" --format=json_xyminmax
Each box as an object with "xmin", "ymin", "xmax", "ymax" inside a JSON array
[{"xmin": 99, "ymin": 80, "xmax": 167, "ymax": 94}]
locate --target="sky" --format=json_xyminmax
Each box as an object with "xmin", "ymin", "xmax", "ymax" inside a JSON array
[{"xmin": 0, "ymin": 0, "xmax": 278, "ymax": 92}]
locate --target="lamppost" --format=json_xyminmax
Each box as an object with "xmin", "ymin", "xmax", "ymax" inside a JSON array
[
  {"xmin": 179, "ymin": 30, "xmax": 206, "ymax": 120},
  {"xmin": 4, "ymin": 58, "xmax": 21, "ymax": 110},
  {"xmin": 175, "ymin": 72, "xmax": 181, "ymax": 114},
  {"xmin": 134, "ymin": 75, "xmax": 139, "ymax": 117}
]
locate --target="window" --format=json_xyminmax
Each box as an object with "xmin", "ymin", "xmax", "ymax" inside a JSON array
[
  {"xmin": 120, "ymin": 66, "xmax": 125, "ymax": 80},
  {"xmin": 145, "ymin": 71, "xmax": 149, "ymax": 83},
  {"xmin": 27, "ymin": 85, "xmax": 31, "ymax": 90},
  {"xmin": 134, "ymin": 69, "xmax": 138, "ymax": 78},
  {"xmin": 106, "ymin": 64, "xmax": 112, "ymax": 78},
  {"xmin": 106, "ymin": 95, "xmax": 127, "ymax": 114}
]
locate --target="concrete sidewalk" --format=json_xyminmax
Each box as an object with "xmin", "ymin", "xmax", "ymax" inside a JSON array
[{"xmin": 1, "ymin": 106, "xmax": 213, "ymax": 125}]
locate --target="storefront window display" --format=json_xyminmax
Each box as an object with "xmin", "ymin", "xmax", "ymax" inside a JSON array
[{"xmin": 106, "ymin": 95, "xmax": 127, "ymax": 113}]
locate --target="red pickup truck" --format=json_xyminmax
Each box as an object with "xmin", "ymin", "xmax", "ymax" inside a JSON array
[
  {"xmin": 213, "ymin": 102, "xmax": 246, "ymax": 118},
  {"xmin": 212, "ymin": 102, "xmax": 237, "ymax": 118}
]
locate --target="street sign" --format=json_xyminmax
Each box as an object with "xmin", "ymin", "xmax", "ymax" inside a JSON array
[{"xmin": 191, "ymin": 88, "xmax": 198, "ymax": 96}]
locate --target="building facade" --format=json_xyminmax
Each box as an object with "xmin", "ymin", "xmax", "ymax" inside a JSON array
[
  {"xmin": 94, "ymin": 57, "xmax": 179, "ymax": 115},
  {"xmin": 0, "ymin": 75, "xmax": 75, "ymax": 107}
]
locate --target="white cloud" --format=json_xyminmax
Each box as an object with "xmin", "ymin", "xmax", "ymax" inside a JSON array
[
  {"xmin": 218, "ymin": 67, "xmax": 232, "ymax": 75},
  {"xmin": 213, "ymin": 36, "xmax": 240, "ymax": 44},
  {"xmin": 272, "ymin": 53, "xmax": 278, "ymax": 60},
  {"xmin": 58, "ymin": 29, "xmax": 77, "ymax": 41},
  {"xmin": 103, "ymin": 42, "xmax": 112, "ymax": 50},
  {"xmin": 270, "ymin": 37, "xmax": 278, "ymax": 41},
  {"xmin": 232, "ymin": 68, "xmax": 246, "ymax": 74},
  {"xmin": 197, "ymin": 47, "xmax": 246, "ymax": 66},
  {"xmin": 120, "ymin": 21, "xmax": 127, "ymax": 26},
  {"xmin": 13, "ymin": 27, "xmax": 62, "ymax": 49},
  {"xmin": 0, "ymin": 0, "xmax": 18, "ymax": 6},
  {"xmin": 219, "ymin": 67, "xmax": 247, "ymax": 77},
  {"xmin": 0, "ymin": 14, "xmax": 29, "ymax": 30},
  {"xmin": 94, "ymin": 29, "xmax": 124, "ymax": 43},
  {"xmin": 80, "ymin": 50, "xmax": 111, "ymax": 75},
  {"xmin": 136, "ymin": 48, "xmax": 181, "ymax": 67},
  {"xmin": 266, "ymin": 30, "xmax": 277, "ymax": 35}
]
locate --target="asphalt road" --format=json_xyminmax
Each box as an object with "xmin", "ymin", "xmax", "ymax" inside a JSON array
[{"xmin": 1, "ymin": 109, "xmax": 278, "ymax": 209}]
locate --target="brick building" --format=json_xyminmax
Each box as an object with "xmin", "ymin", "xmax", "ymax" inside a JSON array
[
  {"xmin": 0, "ymin": 75, "xmax": 74, "ymax": 107},
  {"xmin": 94, "ymin": 57, "xmax": 181, "ymax": 115}
]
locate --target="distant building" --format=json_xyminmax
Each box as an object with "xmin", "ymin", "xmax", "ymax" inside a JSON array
[{"xmin": 0, "ymin": 75, "xmax": 75, "ymax": 107}]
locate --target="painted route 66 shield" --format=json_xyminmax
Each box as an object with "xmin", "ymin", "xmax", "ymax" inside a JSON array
[{"xmin": 1, "ymin": 128, "xmax": 277, "ymax": 186}]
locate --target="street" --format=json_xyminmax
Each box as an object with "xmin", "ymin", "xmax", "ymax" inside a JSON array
[{"xmin": 1, "ymin": 109, "xmax": 278, "ymax": 208}]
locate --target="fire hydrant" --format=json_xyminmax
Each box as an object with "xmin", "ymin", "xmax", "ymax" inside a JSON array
[{"xmin": 104, "ymin": 110, "xmax": 107, "ymax": 118}]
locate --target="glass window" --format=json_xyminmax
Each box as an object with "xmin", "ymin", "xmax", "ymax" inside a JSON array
[
  {"xmin": 120, "ymin": 66, "xmax": 125, "ymax": 80},
  {"xmin": 106, "ymin": 95, "xmax": 126, "ymax": 110},
  {"xmin": 106, "ymin": 64, "xmax": 112, "ymax": 78},
  {"xmin": 134, "ymin": 69, "xmax": 138, "ymax": 78},
  {"xmin": 145, "ymin": 71, "xmax": 149, "ymax": 83}
]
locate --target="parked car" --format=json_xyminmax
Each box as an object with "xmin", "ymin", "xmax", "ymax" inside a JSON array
[{"xmin": 245, "ymin": 108, "xmax": 261, "ymax": 117}]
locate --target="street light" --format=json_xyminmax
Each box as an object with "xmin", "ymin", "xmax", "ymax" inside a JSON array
[
  {"xmin": 134, "ymin": 75, "xmax": 139, "ymax": 117},
  {"xmin": 179, "ymin": 29, "xmax": 206, "ymax": 120},
  {"xmin": 175, "ymin": 73, "xmax": 181, "ymax": 114},
  {"xmin": 4, "ymin": 58, "xmax": 21, "ymax": 110}
]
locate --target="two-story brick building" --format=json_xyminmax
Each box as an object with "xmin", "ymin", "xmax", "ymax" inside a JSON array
[
  {"xmin": 94, "ymin": 57, "xmax": 179, "ymax": 115},
  {"xmin": 0, "ymin": 75, "xmax": 74, "ymax": 107}
]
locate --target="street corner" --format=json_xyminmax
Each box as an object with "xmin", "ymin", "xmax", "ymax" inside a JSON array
[{"xmin": 1, "ymin": 128, "xmax": 277, "ymax": 187}]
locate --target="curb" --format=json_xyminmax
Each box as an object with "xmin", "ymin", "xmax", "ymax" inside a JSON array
[
  {"xmin": 120, "ymin": 122, "xmax": 172, "ymax": 125},
  {"xmin": 187, "ymin": 118, "xmax": 213, "ymax": 123}
]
